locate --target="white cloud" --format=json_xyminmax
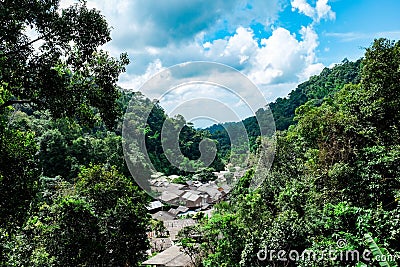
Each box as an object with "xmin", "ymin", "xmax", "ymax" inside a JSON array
[
  {"xmin": 248, "ymin": 25, "xmax": 323, "ymax": 85},
  {"xmin": 60, "ymin": 0, "xmax": 325, "ymax": 87},
  {"xmin": 315, "ymin": 0, "xmax": 336, "ymax": 21},
  {"xmin": 251, "ymin": 27, "xmax": 301, "ymax": 84},
  {"xmin": 119, "ymin": 59, "xmax": 165, "ymax": 90},
  {"xmin": 57, "ymin": 0, "xmax": 335, "ymax": 124},
  {"xmin": 120, "ymin": 24, "xmax": 325, "ymax": 113},
  {"xmin": 325, "ymin": 31, "xmax": 400, "ymax": 42},
  {"xmin": 203, "ymin": 27, "xmax": 258, "ymax": 69},
  {"xmin": 291, "ymin": 0, "xmax": 335, "ymax": 22},
  {"xmin": 81, "ymin": 0, "xmax": 281, "ymax": 53},
  {"xmin": 291, "ymin": 0, "xmax": 315, "ymax": 18}
]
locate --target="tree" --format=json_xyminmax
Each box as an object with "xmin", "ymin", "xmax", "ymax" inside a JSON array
[
  {"xmin": 5, "ymin": 165, "xmax": 150, "ymax": 266},
  {"xmin": 1, "ymin": 2, "xmax": 147, "ymax": 265},
  {"xmin": 0, "ymin": 84, "xmax": 39, "ymax": 231},
  {"xmin": 0, "ymin": 0, "xmax": 129, "ymax": 128},
  {"xmin": 38, "ymin": 128, "xmax": 71, "ymax": 178},
  {"xmin": 196, "ymin": 167, "xmax": 217, "ymax": 183},
  {"xmin": 359, "ymin": 38, "xmax": 400, "ymax": 144},
  {"xmin": 75, "ymin": 165, "xmax": 150, "ymax": 266},
  {"xmin": 177, "ymin": 224, "xmax": 203, "ymax": 266},
  {"xmin": 191, "ymin": 39, "xmax": 400, "ymax": 266},
  {"xmin": 0, "ymin": 116, "xmax": 39, "ymax": 264}
]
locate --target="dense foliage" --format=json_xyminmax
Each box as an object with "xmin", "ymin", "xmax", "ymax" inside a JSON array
[
  {"xmin": 271, "ymin": 58, "xmax": 361, "ymax": 130},
  {"xmin": 123, "ymin": 91, "xmax": 225, "ymax": 176},
  {"xmin": 179, "ymin": 39, "xmax": 400, "ymax": 266},
  {"xmin": 207, "ymin": 58, "xmax": 362, "ymax": 159},
  {"xmin": 0, "ymin": 1, "xmax": 149, "ymax": 266},
  {"xmin": 2, "ymin": 2, "xmax": 400, "ymax": 266},
  {"xmin": 0, "ymin": 0, "xmax": 128, "ymax": 129}
]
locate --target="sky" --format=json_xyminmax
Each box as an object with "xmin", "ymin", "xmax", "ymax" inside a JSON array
[{"xmin": 60, "ymin": 0, "xmax": 400, "ymax": 127}]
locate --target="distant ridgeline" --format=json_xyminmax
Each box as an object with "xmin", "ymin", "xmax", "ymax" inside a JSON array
[
  {"xmin": 120, "ymin": 91, "xmax": 225, "ymax": 177},
  {"xmin": 205, "ymin": 58, "xmax": 362, "ymax": 158},
  {"xmin": 119, "ymin": 59, "xmax": 362, "ymax": 172}
]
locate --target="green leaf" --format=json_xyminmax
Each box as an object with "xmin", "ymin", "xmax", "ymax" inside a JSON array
[{"xmin": 364, "ymin": 233, "xmax": 397, "ymax": 267}]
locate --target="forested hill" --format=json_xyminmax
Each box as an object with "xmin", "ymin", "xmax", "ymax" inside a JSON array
[
  {"xmin": 205, "ymin": 59, "xmax": 362, "ymax": 158},
  {"xmin": 180, "ymin": 38, "xmax": 400, "ymax": 266},
  {"xmin": 207, "ymin": 58, "xmax": 362, "ymax": 134},
  {"xmin": 2, "ymin": 1, "xmax": 400, "ymax": 266},
  {"xmin": 271, "ymin": 58, "xmax": 362, "ymax": 130}
]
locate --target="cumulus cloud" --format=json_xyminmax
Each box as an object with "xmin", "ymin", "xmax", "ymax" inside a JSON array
[
  {"xmin": 119, "ymin": 59, "xmax": 165, "ymax": 90},
  {"xmin": 119, "ymin": 24, "xmax": 325, "ymax": 117},
  {"xmin": 84, "ymin": 0, "xmax": 281, "ymax": 51},
  {"xmin": 59, "ymin": 0, "xmax": 336, "ymax": 124},
  {"xmin": 291, "ymin": 0, "xmax": 335, "ymax": 22},
  {"xmin": 135, "ymin": 25, "xmax": 322, "ymax": 85},
  {"xmin": 203, "ymin": 27, "xmax": 258, "ymax": 70},
  {"xmin": 250, "ymin": 26, "xmax": 323, "ymax": 84},
  {"xmin": 291, "ymin": 0, "xmax": 315, "ymax": 18}
]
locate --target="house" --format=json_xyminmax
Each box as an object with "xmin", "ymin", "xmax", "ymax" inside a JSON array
[
  {"xmin": 165, "ymin": 183, "xmax": 186, "ymax": 196},
  {"xmin": 168, "ymin": 206, "xmax": 189, "ymax": 217},
  {"xmin": 197, "ymin": 184, "xmax": 223, "ymax": 203},
  {"xmin": 151, "ymin": 211, "xmax": 176, "ymax": 221},
  {"xmin": 168, "ymin": 208, "xmax": 180, "ymax": 217},
  {"xmin": 176, "ymin": 206, "xmax": 189, "ymax": 213},
  {"xmin": 141, "ymin": 245, "xmax": 192, "ymax": 267},
  {"xmin": 147, "ymin": 201, "xmax": 164, "ymax": 213},
  {"xmin": 181, "ymin": 191, "xmax": 202, "ymax": 208},
  {"xmin": 160, "ymin": 191, "xmax": 180, "ymax": 204}
]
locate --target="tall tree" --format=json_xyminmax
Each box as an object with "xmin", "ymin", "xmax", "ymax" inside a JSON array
[
  {"xmin": 0, "ymin": 0, "xmax": 128, "ymax": 128},
  {"xmin": 75, "ymin": 165, "xmax": 150, "ymax": 266}
]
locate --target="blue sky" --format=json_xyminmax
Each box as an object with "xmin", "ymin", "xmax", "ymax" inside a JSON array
[{"xmin": 61, "ymin": 0, "xmax": 400, "ymax": 127}]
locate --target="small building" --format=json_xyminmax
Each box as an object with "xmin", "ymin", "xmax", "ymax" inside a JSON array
[
  {"xmin": 176, "ymin": 206, "xmax": 189, "ymax": 213},
  {"xmin": 181, "ymin": 191, "xmax": 202, "ymax": 208},
  {"xmin": 165, "ymin": 183, "xmax": 186, "ymax": 196},
  {"xmin": 197, "ymin": 184, "xmax": 223, "ymax": 203},
  {"xmin": 151, "ymin": 211, "xmax": 176, "ymax": 222},
  {"xmin": 147, "ymin": 201, "xmax": 164, "ymax": 213},
  {"xmin": 167, "ymin": 206, "xmax": 189, "ymax": 217},
  {"xmin": 141, "ymin": 245, "xmax": 192, "ymax": 267},
  {"xmin": 168, "ymin": 208, "xmax": 180, "ymax": 217},
  {"xmin": 160, "ymin": 191, "xmax": 180, "ymax": 204}
]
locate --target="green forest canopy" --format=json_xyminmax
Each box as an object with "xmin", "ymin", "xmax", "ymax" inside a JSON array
[
  {"xmin": 1, "ymin": 1, "xmax": 400, "ymax": 266},
  {"xmin": 178, "ymin": 38, "xmax": 400, "ymax": 266}
]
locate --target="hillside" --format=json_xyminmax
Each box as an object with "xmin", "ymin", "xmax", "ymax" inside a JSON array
[
  {"xmin": 1, "ymin": 1, "xmax": 400, "ymax": 265},
  {"xmin": 205, "ymin": 58, "xmax": 362, "ymax": 159},
  {"xmin": 179, "ymin": 38, "xmax": 400, "ymax": 266},
  {"xmin": 271, "ymin": 58, "xmax": 362, "ymax": 130}
]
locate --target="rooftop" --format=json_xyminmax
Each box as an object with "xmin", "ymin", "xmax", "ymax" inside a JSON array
[
  {"xmin": 160, "ymin": 191, "xmax": 180, "ymax": 203},
  {"xmin": 141, "ymin": 245, "xmax": 191, "ymax": 267},
  {"xmin": 151, "ymin": 211, "xmax": 176, "ymax": 221},
  {"xmin": 147, "ymin": 200, "xmax": 164, "ymax": 211},
  {"xmin": 181, "ymin": 192, "xmax": 201, "ymax": 202}
]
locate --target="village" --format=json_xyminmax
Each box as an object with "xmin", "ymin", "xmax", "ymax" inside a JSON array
[{"xmin": 142, "ymin": 167, "xmax": 245, "ymax": 267}]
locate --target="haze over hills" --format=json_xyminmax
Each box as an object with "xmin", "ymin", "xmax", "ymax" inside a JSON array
[{"xmin": 204, "ymin": 58, "xmax": 362, "ymax": 158}]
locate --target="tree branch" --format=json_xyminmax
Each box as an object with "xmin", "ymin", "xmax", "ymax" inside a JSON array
[
  {"xmin": 0, "ymin": 99, "xmax": 32, "ymax": 109},
  {"xmin": 2, "ymin": 31, "xmax": 55, "ymax": 57}
]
